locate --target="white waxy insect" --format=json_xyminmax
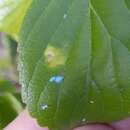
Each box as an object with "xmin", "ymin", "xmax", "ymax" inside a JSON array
[{"xmin": 41, "ymin": 104, "xmax": 48, "ymax": 110}]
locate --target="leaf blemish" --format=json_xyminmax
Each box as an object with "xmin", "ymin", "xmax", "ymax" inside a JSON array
[
  {"xmin": 44, "ymin": 45, "xmax": 66, "ymax": 67},
  {"xmin": 45, "ymin": 49, "xmax": 55, "ymax": 61}
]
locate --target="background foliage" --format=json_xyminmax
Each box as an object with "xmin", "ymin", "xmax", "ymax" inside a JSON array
[{"xmin": 0, "ymin": 0, "xmax": 32, "ymax": 129}]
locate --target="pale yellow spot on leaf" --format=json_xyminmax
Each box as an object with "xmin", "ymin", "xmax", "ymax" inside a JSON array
[{"xmin": 44, "ymin": 45, "xmax": 66, "ymax": 67}]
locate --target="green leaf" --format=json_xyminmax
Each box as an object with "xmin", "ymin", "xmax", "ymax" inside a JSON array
[
  {"xmin": 0, "ymin": 79, "xmax": 16, "ymax": 93},
  {"xmin": 0, "ymin": 79, "xmax": 23, "ymax": 128},
  {"xmin": 0, "ymin": 93, "xmax": 22, "ymax": 129},
  {"xmin": 125, "ymin": 0, "xmax": 130, "ymax": 9},
  {"xmin": 0, "ymin": 0, "xmax": 32, "ymax": 40},
  {"xmin": 19, "ymin": 0, "xmax": 130, "ymax": 130}
]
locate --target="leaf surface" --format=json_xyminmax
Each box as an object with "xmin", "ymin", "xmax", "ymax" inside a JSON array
[{"xmin": 19, "ymin": 0, "xmax": 130, "ymax": 130}]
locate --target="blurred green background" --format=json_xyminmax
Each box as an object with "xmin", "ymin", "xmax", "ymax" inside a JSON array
[
  {"xmin": 0, "ymin": 33, "xmax": 23, "ymax": 129},
  {"xmin": 0, "ymin": 0, "xmax": 32, "ymax": 129}
]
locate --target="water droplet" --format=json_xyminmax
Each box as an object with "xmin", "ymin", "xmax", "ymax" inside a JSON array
[
  {"xmin": 82, "ymin": 118, "xmax": 86, "ymax": 122},
  {"xmin": 41, "ymin": 104, "xmax": 48, "ymax": 110},
  {"xmin": 89, "ymin": 100, "xmax": 94, "ymax": 104},
  {"xmin": 49, "ymin": 76, "xmax": 64, "ymax": 83},
  {"xmin": 63, "ymin": 14, "xmax": 67, "ymax": 19}
]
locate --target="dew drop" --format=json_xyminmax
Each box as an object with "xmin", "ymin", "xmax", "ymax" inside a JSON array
[
  {"xmin": 63, "ymin": 14, "xmax": 67, "ymax": 19},
  {"xmin": 89, "ymin": 100, "xmax": 94, "ymax": 104},
  {"xmin": 49, "ymin": 76, "xmax": 64, "ymax": 83},
  {"xmin": 41, "ymin": 104, "xmax": 48, "ymax": 110}
]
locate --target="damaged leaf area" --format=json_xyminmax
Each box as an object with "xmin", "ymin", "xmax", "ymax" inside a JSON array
[{"xmin": 44, "ymin": 45, "xmax": 66, "ymax": 68}]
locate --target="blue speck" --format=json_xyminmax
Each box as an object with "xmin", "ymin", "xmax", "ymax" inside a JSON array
[{"xmin": 49, "ymin": 76, "xmax": 64, "ymax": 83}]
